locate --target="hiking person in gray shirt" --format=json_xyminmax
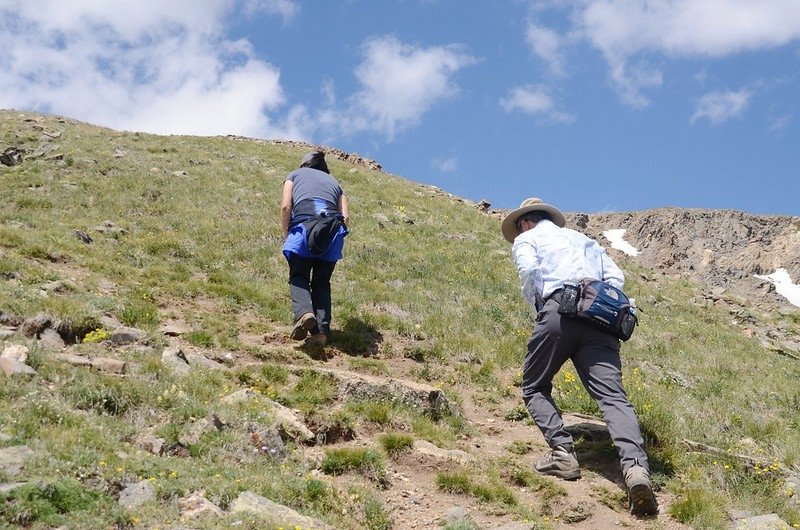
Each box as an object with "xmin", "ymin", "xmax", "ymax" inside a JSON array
[
  {"xmin": 281, "ymin": 151, "xmax": 349, "ymax": 344},
  {"xmin": 502, "ymin": 197, "xmax": 658, "ymax": 517}
]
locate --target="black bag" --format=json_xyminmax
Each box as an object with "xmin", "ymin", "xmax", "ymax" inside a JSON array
[{"xmin": 557, "ymin": 278, "xmax": 638, "ymax": 341}]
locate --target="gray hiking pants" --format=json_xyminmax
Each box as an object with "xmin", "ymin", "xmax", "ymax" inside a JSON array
[{"xmin": 521, "ymin": 298, "xmax": 649, "ymax": 474}]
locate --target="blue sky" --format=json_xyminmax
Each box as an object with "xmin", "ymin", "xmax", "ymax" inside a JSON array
[{"xmin": 2, "ymin": 1, "xmax": 799, "ymax": 215}]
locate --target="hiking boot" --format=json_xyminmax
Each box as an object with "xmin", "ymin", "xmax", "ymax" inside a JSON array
[
  {"xmin": 625, "ymin": 465, "xmax": 658, "ymax": 516},
  {"xmin": 290, "ymin": 312, "xmax": 317, "ymax": 340},
  {"xmin": 534, "ymin": 445, "xmax": 581, "ymax": 480}
]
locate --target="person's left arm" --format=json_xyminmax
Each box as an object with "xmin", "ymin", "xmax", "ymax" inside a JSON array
[
  {"xmin": 280, "ymin": 180, "xmax": 293, "ymax": 239},
  {"xmin": 596, "ymin": 242, "xmax": 625, "ymax": 289}
]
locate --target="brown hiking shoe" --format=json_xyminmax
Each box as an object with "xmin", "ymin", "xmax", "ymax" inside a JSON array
[
  {"xmin": 625, "ymin": 465, "xmax": 658, "ymax": 516},
  {"xmin": 534, "ymin": 445, "xmax": 581, "ymax": 480},
  {"xmin": 290, "ymin": 312, "xmax": 316, "ymax": 340}
]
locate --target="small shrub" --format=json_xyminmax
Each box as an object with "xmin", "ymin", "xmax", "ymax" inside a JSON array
[
  {"xmin": 378, "ymin": 432, "xmax": 414, "ymax": 457},
  {"xmin": 186, "ymin": 330, "xmax": 214, "ymax": 348},
  {"xmin": 504, "ymin": 404, "xmax": 529, "ymax": 422},
  {"xmin": 669, "ymin": 487, "xmax": 728, "ymax": 528},
  {"xmin": 120, "ymin": 301, "xmax": 158, "ymax": 328},
  {"xmin": 436, "ymin": 471, "xmax": 472, "ymax": 495},
  {"xmin": 63, "ymin": 377, "xmax": 140, "ymax": 416},
  {"xmin": 288, "ymin": 371, "xmax": 337, "ymax": 412},
  {"xmin": 506, "ymin": 440, "xmax": 533, "ymax": 455},
  {"xmin": 320, "ymin": 447, "xmax": 385, "ymax": 477},
  {"xmin": 260, "ymin": 363, "xmax": 289, "ymax": 384},
  {"xmin": 363, "ymin": 497, "xmax": 394, "ymax": 530}
]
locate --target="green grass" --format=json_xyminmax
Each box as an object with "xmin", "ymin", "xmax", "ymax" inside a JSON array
[
  {"xmin": 378, "ymin": 432, "xmax": 415, "ymax": 457},
  {"xmin": 3, "ymin": 110, "xmax": 800, "ymax": 528}
]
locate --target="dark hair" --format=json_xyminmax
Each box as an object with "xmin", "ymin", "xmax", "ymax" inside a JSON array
[
  {"xmin": 300, "ymin": 151, "xmax": 330, "ymax": 174},
  {"xmin": 517, "ymin": 210, "xmax": 552, "ymax": 226}
]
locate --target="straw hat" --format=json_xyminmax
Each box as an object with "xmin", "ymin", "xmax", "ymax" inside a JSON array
[{"xmin": 501, "ymin": 197, "xmax": 566, "ymax": 243}]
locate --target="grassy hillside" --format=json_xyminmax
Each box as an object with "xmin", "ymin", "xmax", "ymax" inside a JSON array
[{"xmin": 1, "ymin": 109, "xmax": 799, "ymax": 529}]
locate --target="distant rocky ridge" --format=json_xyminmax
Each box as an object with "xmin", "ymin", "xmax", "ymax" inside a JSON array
[
  {"xmin": 226, "ymin": 136, "xmax": 383, "ymax": 172},
  {"xmin": 564, "ymin": 208, "xmax": 800, "ymax": 309}
]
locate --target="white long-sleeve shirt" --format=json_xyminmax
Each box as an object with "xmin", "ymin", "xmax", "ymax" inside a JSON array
[{"xmin": 511, "ymin": 219, "xmax": 625, "ymax": 310}]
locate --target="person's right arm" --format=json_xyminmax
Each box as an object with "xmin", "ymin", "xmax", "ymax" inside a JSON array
[
  {"xmin": 338, "ymin": 194, "xmax": 349, "ymax": 226},
  {"xmin": 512, "ymin": 239, "xmax": 542, "ymax": 309},
  {"xmin": 280, "ymin": 180, "xmax": 293, "ymax": 239}
]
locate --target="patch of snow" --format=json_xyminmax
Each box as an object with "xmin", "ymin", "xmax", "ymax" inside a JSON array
[
  {"xmin": 754, "ymin": 268, "xmax": 800, "ymax": 307},
  {"xmin": 602, "ymin": 229, "xmax": 639, "ymax": 257}
]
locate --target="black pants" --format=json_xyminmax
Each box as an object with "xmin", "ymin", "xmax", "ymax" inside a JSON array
[{"xmin": 288, "ymin": 254, "xmax": 337, "ymax": 335}]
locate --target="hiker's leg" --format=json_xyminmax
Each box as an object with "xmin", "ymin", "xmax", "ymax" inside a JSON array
[
  {"xmin": 572, "ymin": 329, "xmax": 649, "ymax": 474},
  {"xmin": 310, "ymin": 259, "xmax": 336, "ymax": 335},
  {"xmin": 522, "ymin": 299, "xmax": 578, "ymax": 449},
  {"xmin": 288, "ymin": 253, "xmax": 314, "ymax": 322}
]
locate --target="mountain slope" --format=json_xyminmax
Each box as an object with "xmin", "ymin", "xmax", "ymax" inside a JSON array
[{"xmin": 1, "ymin": 109, "xmax": 799, "ymax": 529}]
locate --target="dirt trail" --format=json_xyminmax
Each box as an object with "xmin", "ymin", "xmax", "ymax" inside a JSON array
[{"xmin": 261, "ymin": 328, "xmax": 690, "ymax": 530}]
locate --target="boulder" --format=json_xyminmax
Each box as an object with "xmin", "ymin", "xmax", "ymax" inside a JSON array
[
  {"xmin": 1, "ymin": 344, "xmax": 29, "ymax": 363},
  {"xmin": 413, "ymin": 440, "xmax": 474, "ymax": 465},
  {"xmin": 134, "ymin": 434, "xmax": 165, "ymax": 456},
  {"xmin": 39, "ymin": 328, "xmax": 65, "ymax": 350},
  {"xmin": 91, "ymin": 357, "xmax": 127, "ymax": 374},
  {"xmin": 162, "ymin": 346, "xmax": 191, "ymax": 375},
  {"xmin": 179, "ymin": 491, "xmax": 224, "ymax": 519},
  {"xmin": 250, "ymin": 426, "xmax": 287, "ymax": 460},
  {"xmin": 229, "ymin": 491, "xmax": 332, "ymax": 529},
  {"xmin": 732, "ymin": 514, "xmax": 791, "ymax": 529},
  {"xmin": 55, "ymin": 353, "xmax": 92, "ymax": 367},
  {"xmin": 110, "ymin": 327, "xmax": 147, "ymax": 345},
  {"xmin": 0, "ymin": 358, "xmax": 36, "ymax": 378},
  {"xmin": 118, "ymin": 480, "xmax": 156, "ymax": 508},
  {"xmin": 0, "ymin": 445, "xmax": 34, "ymax": 476}
]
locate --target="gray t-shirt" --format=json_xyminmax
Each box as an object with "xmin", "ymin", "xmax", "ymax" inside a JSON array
[{"xmin": 286, "ymin": 167, "xmax": 343, "ymax": 209}]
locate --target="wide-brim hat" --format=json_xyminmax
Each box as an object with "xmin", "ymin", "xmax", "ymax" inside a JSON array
[{"xmin": 501, "ymin": 197, "xmax": 566, "ymax": 243}]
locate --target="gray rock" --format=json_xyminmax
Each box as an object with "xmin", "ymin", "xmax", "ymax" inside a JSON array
[
  {"xmin": 413, "ymin": 440, "xmax": 473, "ymax": 465},
  {"xmin": 90, "ymin": 357, "xmax": 127, "ymax": 374},
  {"xmin": 0, "ymin": 445, "xmax": 34, "ymax": 476},
  {"xmin": 55, "ymin": 353, "xmax": 92, "ymax": 367},
  {"xmin": 0, "ymin": 432, "xmax": 11, "ymax": 442},
  {"xmin": 39, "ymin": 328, "xmax": 65, "ymax": 350},
  {"xmin": 440, "ymin": 506, "xmax": 469, "ymax": 525},
  {"xmin": 118, "ymin": 480, "xmax": 156, "ymax": 508},
  {"xmin": 0, "ymin": 328, "xmax": 16, "ymax": 341},
  {"xmin": 0, "ymin": 358, "xmax": 36, "ymax": 378},
  {"xmin": 134, "ymin": 434, "xmax": 165, "ymax": 456},
  {"xmin": 179, "ymin": 491, "xmax": 224, "ymax": 519},
  {"xmin": 732, "ymin": 514, "xmax": 791, "ymax": 529},
  {"xmin": 250, "ymin": 426, "xmax": 287, "ymax": 460},
  {"xmin": 311, "ymin": 366, "xmax": 458, "ymax": 419},
  {"xmin": 0, "ymin": 482, "xmax": 28, "ymax": 493},
  {"xmin": 266, "ymin": 398, "xmax": 315, "ymax": 443},
  {"xmin": 160, "ymin": 323, "xmax": 189, "ymax": 337},
  {"xmin": 162, "ymin": 346, "xmax": 191, "ymax": 375},
  {"xmin": 185, "ymin": 352, "xmax": 226, "ymax": 371},
  {"xmin": 1, "ymin": 344, "xmax": 28, "ymax": 363},
  {"xmin": 111, "ymin": 327, "xmax": 147, "ymax": 345},
  {"xmin": 229, "ymin": 491, "xmax": 332, "ymax": 529},
  {"xmin": 41, "ymin": 280, "xmax": 76, "ymax": 293}
]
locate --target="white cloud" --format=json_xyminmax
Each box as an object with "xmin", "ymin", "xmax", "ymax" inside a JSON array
[
  {"xmin": 340, "ymin": 36, "xmax": 477, "ymax": 139},
  {"xmin": 691, "ymin": 89, "xmax": 752, "ymax": 125},
  {"xmin": 574, "ymin": 0, "xmax": 800, "ymax": 106},
  {"xmin": 0, "ymin": 0, "xmax": 305, "ymax": 139},
  {"xmin": 526, "ymin": 23, "xmax": 566, "ymax": 75},
  {"xmin": 243, "ymin": 0, "xmax": 300, "ymax": 23},
  {"xmin": 432, "ymin": 157, "xmax": 458, "ymax": 173},
  {"xmin": 500, "ymin": 84, "xmax": 575, "ymax": 123}
]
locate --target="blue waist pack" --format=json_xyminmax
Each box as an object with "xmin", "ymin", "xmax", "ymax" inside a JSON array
[{"xmin": 557, "ymin": 278, "xmax": 638, "ymax": 341}]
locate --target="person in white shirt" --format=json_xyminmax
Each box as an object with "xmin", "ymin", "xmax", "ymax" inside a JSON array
[{"xmin": 502, "ymin": 197, "xmax": 658, "ymax": 517}]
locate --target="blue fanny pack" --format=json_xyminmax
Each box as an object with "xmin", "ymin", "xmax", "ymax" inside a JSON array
[{"xmin": 557, "ymin": 278, "xmax": 638, "ymax": 341}]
